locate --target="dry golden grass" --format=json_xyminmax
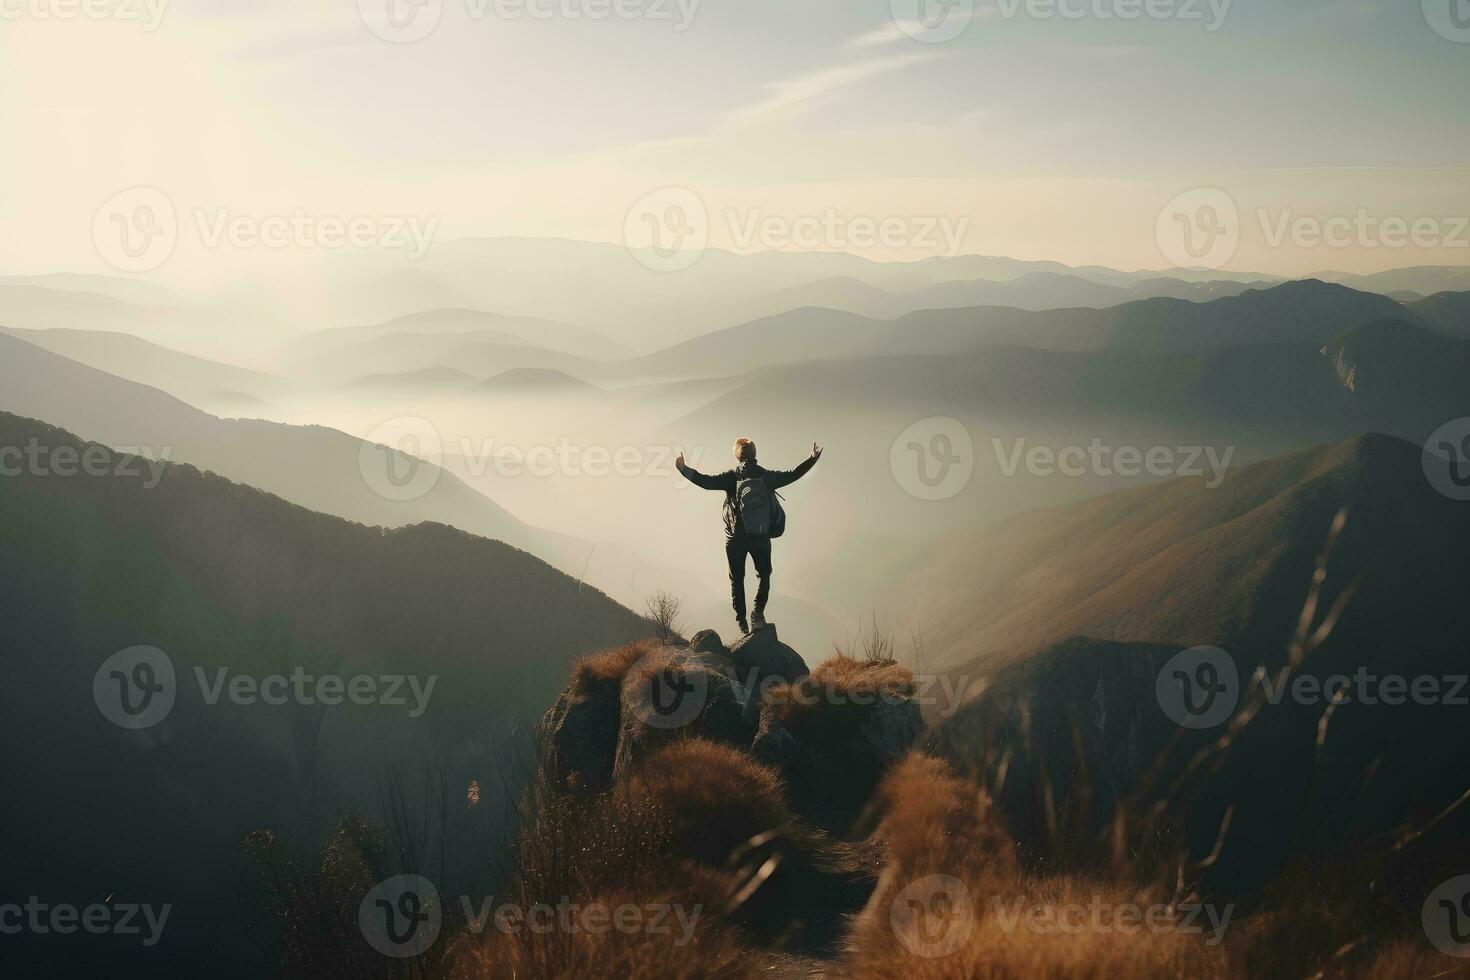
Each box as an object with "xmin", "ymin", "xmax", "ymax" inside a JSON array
[
  {"xmin": 1341, "ymin": 940, "xmax": 1469, "ymax": 979},
  {"xmin": 766, "ymin": 653, "xmax": 916, "ymax": 724},
  {"xmin": 846, "ymin": 753, "xmax": 1232, "ymax": 979},
  {"xmin": 570, "ymin": 638, "xmax": 660, "ymax": 688},
  {"xmin": 448, "ymin": 737, "xmax": 1461, "ymax": 980},
  {"xmin": 448, "ymin": 739, "xmax": 819, "ymax": 979},
  {"xmin": 617, "ymin": 738, "xmax": 792, "ymax": 865}
]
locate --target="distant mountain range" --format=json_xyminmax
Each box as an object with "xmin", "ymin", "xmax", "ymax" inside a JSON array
[
  {"xmin": 286, "ymin": 306, "xmax": 630, "ymax": 364},
  {"xmin": 0, "ymin": 325, "xmax": 290, "ymax": 413},
  {"xmin": 620, "ymin": 280, "xmax": 1422, "ymax": 382},
  {"xmin": 733, "ymin": 271, "xmax": 1262, "ymax": 323}
]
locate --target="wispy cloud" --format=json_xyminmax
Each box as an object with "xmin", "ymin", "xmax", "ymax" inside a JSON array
[{"xmin": 723, "ymin": 52, "xmax": 938, "ymax": 127}]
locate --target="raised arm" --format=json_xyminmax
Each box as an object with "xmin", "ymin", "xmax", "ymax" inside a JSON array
[
  {"xmin": 765, "ymin": 443, "xmax": 823, "ymax": 490},
  {"xmin": 676, "ymin": 453, "xmax": 735, "ymax": 492}
]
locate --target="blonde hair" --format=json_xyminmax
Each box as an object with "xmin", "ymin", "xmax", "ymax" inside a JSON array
[{"xmin": 733, "ymin": 438, "xmax": 756, "ymax": 462}]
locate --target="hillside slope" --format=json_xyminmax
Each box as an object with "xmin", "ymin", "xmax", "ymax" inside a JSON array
[
  {"xmin": 911, "ymin": 432, "xmax": 1464, "ymax": 673},
  {"xmin": 0, "ymin": 411, "xmax": 645, "ymax": 976},
  {"xmin": 0, "ymin": 331, "xmax": 635, "ymax": 595},
  {"xmin": 921, "ymin": 433, "xmax": 1470, "ymax": 898}
]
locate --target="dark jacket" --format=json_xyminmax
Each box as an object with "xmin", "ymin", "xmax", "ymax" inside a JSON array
[{"xmin": 679, "ymin": 455, "xmax": 818, "ymax": 538}]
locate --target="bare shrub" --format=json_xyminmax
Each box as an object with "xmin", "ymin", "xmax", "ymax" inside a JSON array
[{"xmin": 644, "ymin": 591, "xmax": 684, "ymax": 643}]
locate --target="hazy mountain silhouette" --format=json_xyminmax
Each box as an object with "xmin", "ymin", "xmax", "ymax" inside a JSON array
[
  {"xmin": 0, "ymin": 272, "xmax": 180, "ymax": 306},
  {"xmin": 1314, "ymin": 265, "xmax": 1470, "ymax": 297},
  {"xmin": 287, "ymin": 306, "xmax": 629, "ymax": 362},
  {"xmin": 0, "ymin": 325, "xmax": 290, "ymax": 412},
  {"xmin": 0, "ymin": 280, "xmax": 273, "ymax": 358},
  {"xmin": 279, "ymin": 238, "xmax": 1290, "ymax": 349},
  {"xmin": 0, "ymin": 410, "xmax": 645, "ymax": 976},
  {"xmin": 1407, "ymin": 289, "xmax": 1470, "ymax": 339},
  {"xmin": 676, "ymin": 318, "xmax": 1466, "ymax": 448},
  {"xmin": 341, "ymin": 365, "xmax": 480, "ymax": 392},
  {"xmin": 0, "ymin": 333, "xmax": 697, "ymax": 615},
  {"xmin": 286, "ymin": 329, "xmax": 596, "ymax": 385},
  {"xmin": 617, "ymin": 280, "xmax": 1417, "ymax": 381},
  {"xmin": 739, "ymin": 271, "xmax": 1259, "ymax": 321},
  {"xmin": 477, "ymin": 367, "xmax": 599, "ymax": 393}
]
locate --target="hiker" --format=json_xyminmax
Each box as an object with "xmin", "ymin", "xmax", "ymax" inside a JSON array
[{"xmin": 675, "ymin": 439, "xmax": 822, "ymax": 635}]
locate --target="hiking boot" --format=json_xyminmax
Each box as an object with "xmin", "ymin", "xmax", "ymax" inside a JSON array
[
  {"xmin": 737, "ymin": 618, "xmax": 750, "ymax": 635},
  {"xmin": 751, "ymin": 611, "xmax": 767, "ymax": 631}
]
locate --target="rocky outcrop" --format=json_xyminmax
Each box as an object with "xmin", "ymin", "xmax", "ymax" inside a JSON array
[{"xmin": 538, "ymin": 626, "xmax": 926, "ymax": 834}]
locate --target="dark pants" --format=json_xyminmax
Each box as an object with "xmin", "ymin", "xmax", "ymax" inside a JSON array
[{"xmin": 725, "ymin": 534, "xmax": 772, "ymax": 621}]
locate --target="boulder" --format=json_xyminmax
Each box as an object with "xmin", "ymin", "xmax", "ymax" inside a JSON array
[
  {"xmin": 611, "ymin": 646, "xmax": 755, "ymax": 778},
  {"xmin": 687, "ymin": 629, "xmax": 728, "ymax": 658},
  {"xmin": 540, "ymin": 671, "xmax": 625, "ymax": 791},
  {"xmin": 727, "ymin": 624, "xmax": 810, "ymax": 701}
]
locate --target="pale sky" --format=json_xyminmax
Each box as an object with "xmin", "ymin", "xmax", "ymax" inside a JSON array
[{"xmin": 2, "ymin": 0, "xmax": 1468, "ymax": 280}]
